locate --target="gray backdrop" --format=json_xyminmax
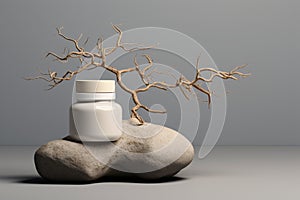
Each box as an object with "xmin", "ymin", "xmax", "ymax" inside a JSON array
[{"xmin": 0, "ymin": 0, "xmax": 299, "ymax": 145}]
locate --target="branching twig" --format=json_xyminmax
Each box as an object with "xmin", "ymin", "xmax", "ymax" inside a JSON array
[{"xmin": 26, "ymin": 25, "xmax": 250, "ymax": 125}]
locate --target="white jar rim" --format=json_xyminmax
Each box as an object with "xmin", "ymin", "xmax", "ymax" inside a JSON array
[{"xmin": 76, "ymin": 92, "xmax": 115, "ymax": 101}]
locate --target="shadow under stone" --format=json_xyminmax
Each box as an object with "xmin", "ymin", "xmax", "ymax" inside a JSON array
[
  {"xmin": 7, "ymin": 175, "xmax": 186, "ymax": 185},
  {"xmin": 97, "ymin": 176, "xmax": 186, "ymax": 184}
]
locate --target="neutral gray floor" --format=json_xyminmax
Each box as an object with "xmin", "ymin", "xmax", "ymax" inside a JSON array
[{"xmin": 1, "ymin": 146, "xmax": 300, "ymax": 200}]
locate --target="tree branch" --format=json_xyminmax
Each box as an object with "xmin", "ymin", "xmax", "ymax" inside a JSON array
[{"xmin": 27, "ymin": 25, "xmax": 250, "ymax": 125}]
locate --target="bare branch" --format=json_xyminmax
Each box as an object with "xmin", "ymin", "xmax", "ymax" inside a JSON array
[
  {"xmin": 27, "ymin": 25, "xmax": 250, "ymax": 125},
  {"xmin": 56, "ymin": 27, "xmax": 83, "ymax": 52}
]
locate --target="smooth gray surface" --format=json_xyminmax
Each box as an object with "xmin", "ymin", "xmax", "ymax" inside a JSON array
[
  {"xmin": 1, "ymin": 146, "xmax": 300, "ymax": 200},
  {"xmin": 0, "ymin": 0, "xmax": 299, "ymax": 145}
]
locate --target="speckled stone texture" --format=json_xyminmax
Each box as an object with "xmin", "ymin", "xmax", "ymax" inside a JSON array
[{"xmin": 34, "ymin": 121, "xmax": 194, "ymax": 182}]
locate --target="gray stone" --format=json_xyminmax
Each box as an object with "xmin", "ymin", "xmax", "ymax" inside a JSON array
[{"xmin": 34, "ymin": 121, "xmax": 194, "ymax": 182}]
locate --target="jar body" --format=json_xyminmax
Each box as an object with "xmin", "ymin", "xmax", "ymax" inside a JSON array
[{"xmin": 69, "ymin": 100, "xmax": 122, "ymax": 141}]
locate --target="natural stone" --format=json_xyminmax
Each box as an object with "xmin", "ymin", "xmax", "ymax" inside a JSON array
[{"xmin": 34, "ymin": 121, "xmax": 194, "ymax": 182}]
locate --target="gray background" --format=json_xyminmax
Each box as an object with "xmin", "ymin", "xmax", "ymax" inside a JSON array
[{"xmin": 0, "ymin": 0, "xmax": 299, "ymax": 145}]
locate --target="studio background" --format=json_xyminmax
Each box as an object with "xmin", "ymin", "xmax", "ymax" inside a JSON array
[{"xmin": 0, "ymin": 0, "xmax": 299, "ymax": 146}]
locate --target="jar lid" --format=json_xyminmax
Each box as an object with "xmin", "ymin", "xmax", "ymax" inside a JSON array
[{"xmin": 76, "ymin": 80, "xmax": 115, "ymax": 93}]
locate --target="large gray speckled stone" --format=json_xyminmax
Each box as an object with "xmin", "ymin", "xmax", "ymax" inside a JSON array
[{"xmin": 34, "ymin": 121, "xmax": 194, "ymax": 182}]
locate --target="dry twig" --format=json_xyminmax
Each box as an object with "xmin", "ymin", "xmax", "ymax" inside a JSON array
[{"xmin": 26, "ymin": 25, "xmax": 250, "ymax": 125}]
